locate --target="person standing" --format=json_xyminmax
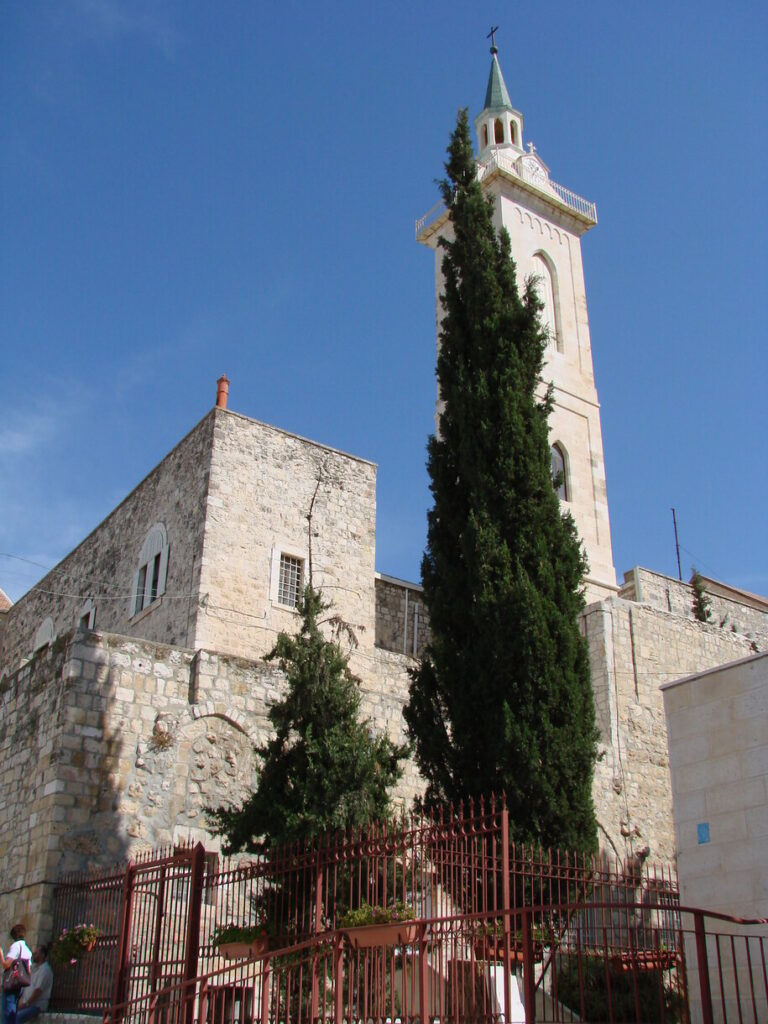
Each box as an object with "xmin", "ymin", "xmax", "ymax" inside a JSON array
[
  {"xmin": 1, "ymin": 924, "xmax": 32, "ymax": 1024},
  {"xmin": 16, "ymin": 948, "xmax": 52, "ymax": 1023}
]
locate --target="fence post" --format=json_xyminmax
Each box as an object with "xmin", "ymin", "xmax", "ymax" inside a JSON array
[
  {"xmin": 310, "ymin": 865, "xmax": 323, "ymax": 1023},
  {"xmin": 333, "ymin": 932, "xmax": 344, "ymax": 1024},
  {"xmin": 198, "ymin": 978, "xmax": 209, "ymax": 1024},
  {"xmin": 500, "ymin": 807, "xmax": 513, "ymax": 1024},
  {"xmin": 521, "ymin": 908, "xmax": 535, "ymax": 1024},
  {"xmin": 109, "ymin": 859, "xmax": 136, "ymax": 1024},
  {"xmin": 419, "ymin": 920, "xmax": 429, "ymax": 1024},
  {"xmin": 694, "ymin": 910, "xmax": 714, "ymax": 1024},
  {"xmin": 181, "ymin": 843, "xmax": 206, "ymax": 1024},
  {"xmin": 259, "ymin": 958, "xmax": 271, "ymax": 1024}
]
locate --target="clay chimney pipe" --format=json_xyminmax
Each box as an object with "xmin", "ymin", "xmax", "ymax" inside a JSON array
[{"xmin": 216, "ymin": 374, "xmax": 229, "ymax": 410}]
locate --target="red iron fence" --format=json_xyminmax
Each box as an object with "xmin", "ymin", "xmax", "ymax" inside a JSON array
[{"xmin": 50, "ymin": 797, "xmax": 767, "ymax": 1022}]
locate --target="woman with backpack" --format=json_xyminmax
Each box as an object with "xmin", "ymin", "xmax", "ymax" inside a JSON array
[{"xmin": 1, "ymin": 924, "xmax": 33, "ymax": 1024}]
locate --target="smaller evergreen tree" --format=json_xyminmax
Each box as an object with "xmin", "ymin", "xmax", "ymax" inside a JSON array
[
  {"xmin": 208, "ymin": 586, "xmax": 406, "ymax": 852},
  {"xmin": 691, "ymin": 568, "xmax": 712, "ymax": 623}
]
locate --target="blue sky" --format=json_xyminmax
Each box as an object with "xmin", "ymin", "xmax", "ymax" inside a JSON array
[{"xmin": 1, "ymin": 1, "xmax": 766, "ymax": 605}]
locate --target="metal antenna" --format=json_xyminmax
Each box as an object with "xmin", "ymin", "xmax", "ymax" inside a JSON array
[{"xmin": 671, "ymin": 508, "xmax": 682, "ymax": 581}]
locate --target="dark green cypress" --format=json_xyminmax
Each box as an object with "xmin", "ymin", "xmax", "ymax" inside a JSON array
[
  {"xmin": 209, "ymin": 586, "xmax": 406, "ymax": 852},
  {"xmin": 405, "ymin": 110, "xmax": 598, "ymax": 852},
  {"xmin": 691, "ymin": 568, "xmax": 712, "ymax": 623}
]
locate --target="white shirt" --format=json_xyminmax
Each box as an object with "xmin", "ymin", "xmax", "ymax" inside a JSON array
[
  {"xmin": 20, "ymin": 961, "xmax": 53, "ymax": 1012},
  {"xmin": 7, "ymin": 940, "xmax": 32, "ymax": 964}
]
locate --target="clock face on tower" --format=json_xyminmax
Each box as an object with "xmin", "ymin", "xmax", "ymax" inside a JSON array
[{"xmin": 521, "ymin": 154, "xmax": 548, "ymax": 187}]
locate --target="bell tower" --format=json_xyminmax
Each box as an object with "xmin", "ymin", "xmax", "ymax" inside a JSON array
[{"xmin": 416, "ymin": 42, "xmax": 617, "ymax": 602}]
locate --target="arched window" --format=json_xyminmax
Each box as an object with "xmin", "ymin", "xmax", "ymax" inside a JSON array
[
  {"xmin": 132, "ymin": 523, "xmax": 169, "ymax": 616},
  {"xmin": 551, "ymin": 444, "xmax": 569, "ymax": 501},
  {"xmin": 494, "ymin": 118, "xmax": 504, "ymax": 144},
  {"xmin": 510, "ymin": 121, "xmax": 517, "ymax": 145},
  {"xmin": 482, "ymin": 124, "xmax": 489, "ymax": 148},
  {"xmin": 532, "ymin": 253, "xmax": 561, "ymax": 351}
]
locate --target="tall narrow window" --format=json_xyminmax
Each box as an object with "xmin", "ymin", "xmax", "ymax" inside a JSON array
[
  {"xmin": 278, "ymin": 554, "xmax": 303, "ymax": 608},
  {"xmin": 132, "ymin": 523, "xmax": 169, "ymax": 617},
  {"xmin": 77, "ymin": 598, "xmax": 96, "ymax": 631},
  {"xmin": 494, "ymin": 118, "xmax": 504, "ymax": 144},
  {"xmin": 135, "ymin": 565, "xmax": 147, "ymax": 615},
  {"xmin": 551, "ymin": 444, "xmax": 569, "ymax": 501},
  {"xmin": 482, "ymin": 124, "xmax": 489, "ymax": 147},
  {"xmin": 150, "ymin": 553, "xmax": 161, "ymax": 602},
  {"xmin": 532, "ymin": 253, "xmax": 560, "ymax": 351}
]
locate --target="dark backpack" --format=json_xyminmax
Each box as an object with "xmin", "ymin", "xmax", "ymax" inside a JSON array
[{"xmin": 2, "ymin": 958, "xmax": 31, "ymax": 992}]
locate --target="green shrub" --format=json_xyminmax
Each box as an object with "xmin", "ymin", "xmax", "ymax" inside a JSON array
[{"xmin": 554, "ymin": 952, "xmax": 685, "ymax": 1023}]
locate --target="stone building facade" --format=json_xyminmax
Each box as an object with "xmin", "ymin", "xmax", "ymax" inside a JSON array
[
  {"xmin": 2, "ymin": 394, "xmax": 765, "ymax": 940},
  {"xmin": 3, "ymin": 48, "xmax": 767, "ymax": 943}
]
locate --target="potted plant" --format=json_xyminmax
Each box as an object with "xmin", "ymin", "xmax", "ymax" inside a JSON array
[
  {"xmin": 610, "ymin": 946, "xmax": 677, "ymax": 973},
  {"xmin": 473, "ymin": 921, "xmax": 546, "ymax": 964},
  {"xmin": 211, "ymin": 921, "xmax": 276, "ymax": 960},
  {"xmin": 50, "ymin": 924, "xmax": 103, "ymax": 967},
  {"xmin": 340, "ymin": 901, "xmax": 419, "ymax": 950}
]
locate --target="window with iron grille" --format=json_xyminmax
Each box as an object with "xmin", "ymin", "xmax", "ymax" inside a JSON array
[{"xmin": 278, "ymin": 554, "xmax": 303, "ymax": 608}]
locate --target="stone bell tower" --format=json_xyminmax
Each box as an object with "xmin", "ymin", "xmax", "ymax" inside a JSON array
[{"xmin": 416, "ymin": 42, "xmax": 617, "ymax": 602}]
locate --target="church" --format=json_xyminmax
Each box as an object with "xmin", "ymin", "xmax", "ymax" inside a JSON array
[{"xmin": 1, "ymin": 47, "xmax": 765, "ymax": 939}]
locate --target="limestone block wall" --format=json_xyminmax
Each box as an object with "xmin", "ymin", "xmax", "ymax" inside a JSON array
[
  {"xmin": 0, "ymin": 414, "xmax": 216, "ymax": 673},
  {"xmin": 0, "ymin": 636, "xmax": 72, "ymax": 941},
  {"xmin": 584, "ymin": 596, "xmax": 758, "ymax": 863},
  {"xmin": 191, "ymin": 411, "xmax": 378, "ymax": 662},
  {"xmin": 0, "ymin": 625, "xmax": 421, "ymax": 941},
  {"xmin": 620, "ymin": 567, "xmax": 768, "ymax": 643},
  {"xmin": 374, "ymin": 574, "xmax": 432, "ymax": 660},
  {"xmin": 661, "ymin": 652, "xmax": 768, "ymax": 918},
  {"xmin": 662, "ymin": 653, "xmax": 768, "ymax": 1022}
]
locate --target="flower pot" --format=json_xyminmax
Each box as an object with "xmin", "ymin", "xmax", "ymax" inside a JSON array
[
  {"xmin": 610, "ymin": 949, "xmax": 676, "ymax": 973},
  {"xmin": 345, "ymin": 921, "xmax": 420, "ymax": 950},
  {"xmin": 474, "ymin": 939, "xmax": 543, "ymax": 964},
  {"xmin": 217, "ymin": 939, "xmax": 270, "ymax": 960}
]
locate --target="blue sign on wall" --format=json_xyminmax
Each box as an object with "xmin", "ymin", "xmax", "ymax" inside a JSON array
[{"xmin": 697, "ymin": 822, "xmax": 710, "ymax": 845}]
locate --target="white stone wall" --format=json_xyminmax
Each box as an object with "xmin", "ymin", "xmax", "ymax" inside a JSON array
[
  {"xmin": 661, "ymin": 652, "xmax": 768, "ymax": 918},
  {"xmin": 662, "ymin": 653, "xmax": 768, "ymax": 1023}
]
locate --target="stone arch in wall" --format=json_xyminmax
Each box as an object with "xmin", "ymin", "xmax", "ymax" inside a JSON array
[{"xmin": 168, "ymin": 711, "xmax": 260, "ymax": 838}]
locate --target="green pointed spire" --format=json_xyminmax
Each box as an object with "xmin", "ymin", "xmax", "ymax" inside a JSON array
[{"xmin": 483, "ymin": 51, "xmax": 512, "ymax": 111}]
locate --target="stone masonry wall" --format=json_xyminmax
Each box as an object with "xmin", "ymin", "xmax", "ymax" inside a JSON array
[
  {"xmin": 620, "ymin": 567, "xmax": 768, "ymax": 644},
  {"xmin": 0, "ymin": 414, "xmax": 216, "ymax": 673},
  {"xmin": 191, "ymin": 410, "xmax": 378, "ymax": 663},
  {"xmin": 584, "ymin": 596, "xmax": 758, "ymax": 863},
  {"xmin": 1, "ymin": 626, "xmax": 421, "ymax": 943},
  {"xmin": 374, "ymin": 575, "xmax": 432, "ymax": 659},
  {"xmin": 0, "ymin": 635, "xmax": 72, "ymax": 942}
]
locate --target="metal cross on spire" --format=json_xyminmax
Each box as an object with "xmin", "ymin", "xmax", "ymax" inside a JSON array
[{"xmin": 487, "ymin": 25, "xmax": 499, "ymax": 54}]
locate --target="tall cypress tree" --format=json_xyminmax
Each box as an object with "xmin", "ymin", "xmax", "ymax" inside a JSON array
[{"xmin": 405, "ymin": 110, "xmax": 598, "ymax": 852}]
